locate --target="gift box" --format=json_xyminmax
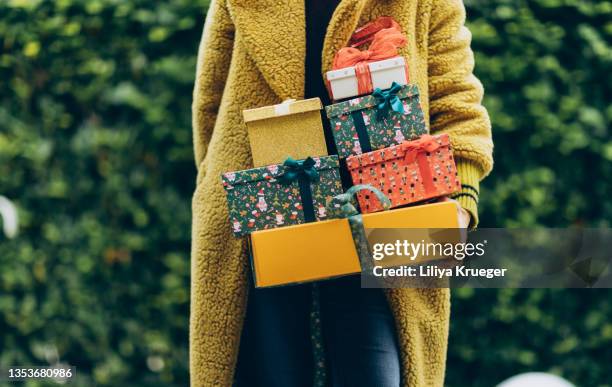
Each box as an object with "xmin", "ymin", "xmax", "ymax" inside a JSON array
[
  {"xmin": 346, "ymin": 134, "xmax": 461, "ymax": 213},
  {"xmin": 250, "ymin": 201, "xmax": 459, "ymax": 287},
  {"xmin": 222, "ymin": 156, "xmax": 342, "ymax": 237},
  {"xmin": 325, "ymin": 83, "xmax": 427, "ymax": 158},
  {"xmin": 243, "ymin": 98, "xmax": 328, "ymax": 167},
  {"xmin": 326, "ymin": 16, "xmax": 408, "ymax": 100},
  {"xmin": 326, "ymin": 57, "xmax": 409, "ymax": 101}
]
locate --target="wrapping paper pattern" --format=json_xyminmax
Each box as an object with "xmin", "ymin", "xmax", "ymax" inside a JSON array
[
  {"xmin": 325, "ymin": 83, "xmax": 427, "ymax": 158},
  {"xmin": 346, "ymin": 134, "xmax": 460, "ymax": 213},
  {"xmin": 222, "ymin": 156, "xmax": 342, "ymax": 236}
]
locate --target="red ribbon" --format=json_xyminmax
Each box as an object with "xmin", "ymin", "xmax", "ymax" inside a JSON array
[
  {"xmin": 349, "ymin": 16, "xmax": 402, "ymax": 48},
  {"xmin": 400, "ymin": 135, "xmax": 442, "ymax": 196},
  {"xmin": 354, "ymin": 63, "xmax": 373, "ymax": 96},
  {"xmin": 332, "ymin": 17, "xmax": 407, "ymax": 70}
]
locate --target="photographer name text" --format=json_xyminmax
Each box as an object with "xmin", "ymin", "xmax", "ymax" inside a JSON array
[{"xmin": 372, "ymin": 265, "xmax": 507, "ymax": 279}]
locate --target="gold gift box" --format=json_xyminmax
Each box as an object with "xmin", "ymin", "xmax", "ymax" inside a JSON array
[
  {"xmin": 250, "ymin": 201, "xmax": 460, "ymax": 287},
  {"xmin": 243, "ymin": 98, "xmax": 328, "ymax": 167}
]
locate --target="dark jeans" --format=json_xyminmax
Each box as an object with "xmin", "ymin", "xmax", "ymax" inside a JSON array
[{"xmin": 235, "ymin": 275, "xmax": 401, "ymax": 387}]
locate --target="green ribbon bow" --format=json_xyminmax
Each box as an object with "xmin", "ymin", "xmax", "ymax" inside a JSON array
[
  {"xmin": 327, "ymin": 184, "xmax": 391, "ymax": 220},
  {"xmin": 372, "ymin": 82, "xmax": 405, "ymax": 119},
  {"xmin": 327, "ymin": 184, "xmax": 391, "ymax": 272},
  {"xmin": 278, "ymin": 157, "xmax": 320, "ymax": 185},
  {"xmin": 278, "ymin": 156, "xmax": 320, "ymax": 223}
]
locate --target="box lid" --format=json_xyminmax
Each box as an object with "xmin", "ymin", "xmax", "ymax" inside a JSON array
[
  {"xmin": 325, "ymin": 66, "xmax": 357, "ymax": 82},
  {"xmin": 243, "ymin": 98, "xmax": 322, "ymax": 123},
  {"xmin": 367, "ymin": 56, "xmax": 405, "ymax": 72},
  {"xmin": 345, "ymin": 134, "xmax": 450, "ymax": 169},
  {"xmin": 325, "ymin": 56, "xmax": 406, "ymax": 81},
  {"xmin": 325, "ymin": 83, "xmax": 419, "ymax": 118},
  {"xmin": 222, "ymin": 155, "xmax": 339, "ymax": 187}
]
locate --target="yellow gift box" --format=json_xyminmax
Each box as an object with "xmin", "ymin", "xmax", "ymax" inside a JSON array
[
  {"xmin": 250, "ymin": 201, "xmax": 459, "ymax": 287},
  {"xmin": 243, "ymin": 98, "xmax": 328, "ymax": 167}
]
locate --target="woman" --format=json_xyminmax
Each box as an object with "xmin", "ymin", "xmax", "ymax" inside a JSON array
[{"xmin": 190, "ymin": 0, "xmax": 493, "ymax": 386}]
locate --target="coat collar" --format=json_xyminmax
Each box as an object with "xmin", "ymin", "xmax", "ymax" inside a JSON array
[{"xmin": 227, "ymin": 0, "xmax": 369, "ymax": 100}]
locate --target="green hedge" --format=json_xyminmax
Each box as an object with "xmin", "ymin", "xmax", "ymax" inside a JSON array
[
  {"xmin": 0, "ymin": 1, "xmax": 207, "ymax": 385},
  {"xmin": 449, "ymin": 1, "xmax": 611, "ymax": 386},
  {"xmin": 0, "ymin": 0, "xmax": 610, "ymax": 386}
]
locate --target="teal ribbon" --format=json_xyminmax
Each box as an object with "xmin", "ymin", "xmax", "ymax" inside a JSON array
[
  {"xmin": 279, "ymin": 157, "xmax": 320, "ymax": 223},
  {"xmin": 372, "ymin": 82, "xmax": 405, "ymax": 119},
  {"xmin": 278, "ymin": 157, "xmax": 320, "ymax": 185},
  {"xmin": 327, "ymin": 185, "xmax": 391, "ymax": 270}
]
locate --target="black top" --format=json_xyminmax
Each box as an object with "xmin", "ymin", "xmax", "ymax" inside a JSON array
[
  {"xmin": 304, "ymin": 0, "xmax": 340, "ymax": 104},
  {"xmin": 304, "ymin": 0, "xmax": 343, "ymax": 158}
]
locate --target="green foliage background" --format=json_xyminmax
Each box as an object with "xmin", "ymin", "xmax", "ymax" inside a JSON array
[{"xmin": 0, "ymin": 0, "xmax": 610, "ymax": 386}]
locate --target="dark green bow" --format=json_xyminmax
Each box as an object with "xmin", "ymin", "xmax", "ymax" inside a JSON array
[
  {"xmin": 372, "ymin": 82, "xmax": 405, "ymax": 119},
  {"xmin": 278, "ymin": 157, "xmax": 320, "ymax": 222},
  {"xmin": 278, "ymin": 157, "xmax": 320, "ymax": 185}
]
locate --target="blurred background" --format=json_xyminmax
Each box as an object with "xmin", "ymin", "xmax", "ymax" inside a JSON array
[{"xmin": 0, "ymin": 0, "xmax": 610, "ymax": 386}]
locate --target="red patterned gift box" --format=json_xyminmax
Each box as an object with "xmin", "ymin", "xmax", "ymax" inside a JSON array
[{"xmin": 345, "ymin": 134, "xmax": 460, "ymax": 213}]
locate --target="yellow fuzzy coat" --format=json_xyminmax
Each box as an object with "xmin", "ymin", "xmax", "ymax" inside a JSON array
[{"xmin": 190, "ymin": 0, "xmax": 493, "ymax": 386}]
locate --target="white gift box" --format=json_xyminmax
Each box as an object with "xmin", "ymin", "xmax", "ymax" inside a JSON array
[{"xmin": 325, "ymin": 56, "xmax": 408, "ymax": 101}]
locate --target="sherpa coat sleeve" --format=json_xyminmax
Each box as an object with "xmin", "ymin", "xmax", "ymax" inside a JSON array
[
  {"xmin": 427, "ymin": 0, "xmax": 493, "ymax": 226},
  {"xmin": 192, "ymin": 0, "xmax": 234, "ymax": 171}
]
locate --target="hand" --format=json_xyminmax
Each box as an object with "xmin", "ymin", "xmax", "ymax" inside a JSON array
[
  {"xmin": 438, "ymin": 196, "xmax": 471, "ymax": 228},
  {"xmin": 429, "ymin": 197, "xmax": 472, "ymax": 271},
  {"xmin": 437, "ymin": 197, "xmax": 470, "ymax": 244}
]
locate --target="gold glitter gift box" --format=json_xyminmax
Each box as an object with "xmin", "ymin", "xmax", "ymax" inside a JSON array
[{"xmin": 243, "ymin": 98, "xmax": 328, "ymax": 167}]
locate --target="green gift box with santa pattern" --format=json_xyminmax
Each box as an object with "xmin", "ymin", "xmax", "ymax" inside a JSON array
[
  {"xmin": 325, "ymin": 83, "xmax": 427, "ymax": 159},
  {"xmin": 221, "ymin": 156, "xmax": 343, "ymax": 237}
]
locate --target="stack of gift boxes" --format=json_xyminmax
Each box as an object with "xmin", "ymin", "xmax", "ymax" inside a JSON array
[{"xmin": 221, "ymin": 17, "xmax": 461, "ymax": 287}]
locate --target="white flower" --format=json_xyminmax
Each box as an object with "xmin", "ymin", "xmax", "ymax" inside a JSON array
[{"xmin": 0, "ymin": 196, "xmax": 18, "ymax": 239}]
